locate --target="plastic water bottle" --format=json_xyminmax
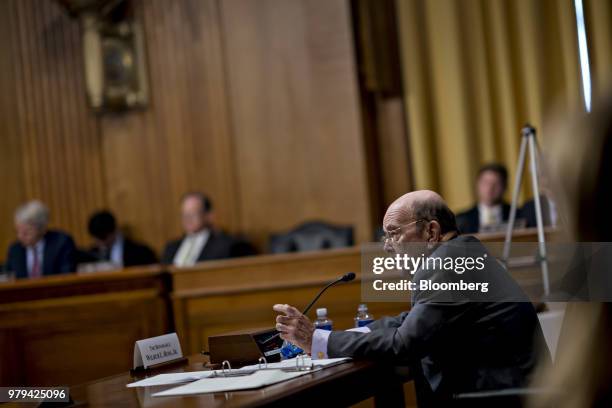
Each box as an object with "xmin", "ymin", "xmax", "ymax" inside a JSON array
[
  {"xmin": 314, "ymin": 308, "xmax": 333, "ymax": 331},
  {"xmin": 354, "ymin": 304, "xmax": 374, "ymax": 328}
]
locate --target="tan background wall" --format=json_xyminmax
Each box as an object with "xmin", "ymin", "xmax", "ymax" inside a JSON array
[{"xmin": 397, "ymin": 0, "xmax": 612, "ymax": 212}]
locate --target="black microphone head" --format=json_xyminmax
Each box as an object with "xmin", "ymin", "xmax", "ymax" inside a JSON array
[{"xmin": 342, "ymin": 272, "xmax": 356, "ymax": 282}]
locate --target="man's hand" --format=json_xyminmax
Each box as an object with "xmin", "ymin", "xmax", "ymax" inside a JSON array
[{"xmin": 273, "ymin": 304, "xmax": 315, "ymax": 354}]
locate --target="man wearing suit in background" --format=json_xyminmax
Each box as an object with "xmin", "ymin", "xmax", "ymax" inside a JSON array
[
  {"xmin": 456, "ymin": 163, "xmax": 511, "ymax": 233},
  {"xmin": 85, "ymin": 210, "xmax": 157, "ymax": 267},
  {"xmin": 521, "ymin": 196, "xmax": 557, "ymax": 228},
  {"xmin": 274, "ymin": 191, "xmax": 547, "ymax": 407},
  {"xmin": 162, "ymin": 192, "xmax": 253, "ymax": 266},
  {"xmin": 521, "ymin": 170, "xmax": 558, "ymax": 229},
  {"xmin": 4, "ymin": 200, "xmax": 76, "ymax": 279}
]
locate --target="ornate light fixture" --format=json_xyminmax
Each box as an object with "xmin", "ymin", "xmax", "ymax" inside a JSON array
[{"xmin": 55, "ymin": 0, "xmax": 149, "ymax": 112}]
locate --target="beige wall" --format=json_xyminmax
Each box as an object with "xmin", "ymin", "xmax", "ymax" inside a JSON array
[{"xmin": 396, "ymin": 0, "xmax": 610, "ymax": 212}]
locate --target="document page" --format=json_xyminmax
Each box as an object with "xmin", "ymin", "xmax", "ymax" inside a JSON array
[
  {"xmin": 127, "ymin": 371, "xmax": 214, "ymax": 387},
  {"xmin": 152, "ymin": 370, "xmax": 309, "ymax": 397}
]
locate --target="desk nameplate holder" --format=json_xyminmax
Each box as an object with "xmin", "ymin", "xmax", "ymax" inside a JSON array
[{"xmin": 132, "ymin": 332, "xmax": 187, "ymax": 373}]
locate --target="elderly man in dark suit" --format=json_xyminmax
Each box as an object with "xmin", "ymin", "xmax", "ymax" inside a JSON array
[
  {"xmin": 162, "ymin": 192, "xmax": 253, "ymax": 266},
  {"xmin": 5, "ymin": 200, "xmax": 76, "ymax": 279},
  {"xmin": 274, "ymin": 190, "xmax": 548, "ymax": 407}
]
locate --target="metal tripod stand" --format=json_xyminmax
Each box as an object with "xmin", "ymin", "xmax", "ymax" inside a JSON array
[{"xmin": 503, "ymin": 125, "xmax": 550, "ymax": 296}]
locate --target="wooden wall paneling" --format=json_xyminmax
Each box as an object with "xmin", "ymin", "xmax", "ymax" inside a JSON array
[
  {"xmin": 1, "ymin": 0, "xmax": 375, "ymax": 258},
  {"xmin": 220, "ymin": 0, "xmax": 373, "ymax": 248},
  {"xmin": 99, "ymin": 0, "xmax": 239, "ymax": 254},
  {"xmin": 352, "ymin": 0, "xmax": 411, "ymax": 217},
  {"xmin": 0, "ymin": 1, "xmax": 26, "ymax": 257},
  {"xmin": 0, "ymin": 0, "xmax": 105, "ymax": 251},
  {"xmin": 376, "ymin": 97, "xmax": 412, "ymax": 208}
]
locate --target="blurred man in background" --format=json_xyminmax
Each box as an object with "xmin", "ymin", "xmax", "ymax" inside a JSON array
[
  {"xmin": 456, "ymin": 163, "xmax": 511, "ymax": 233},
  {"xmin": 4, "ymin": 200, "xmax": 76, "ymax": 279},
  {"xmin": 521, "ymin": 169, "xmax": 558, "ymax": 229},
  {"xmin": 85, "ymin": 210, "xmax": 157, "ymax": 268},
  {"xmin": 162, "ymin": 192, "xmax": 253, "ymax": 266}
]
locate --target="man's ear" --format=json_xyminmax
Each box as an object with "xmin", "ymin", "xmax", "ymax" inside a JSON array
[{"xmin": 427, "ymin": 220, "xmax": 442, "ymax": 242}]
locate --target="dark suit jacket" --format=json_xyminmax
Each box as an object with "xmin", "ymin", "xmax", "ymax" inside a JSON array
[
  {"xmin": 162, "ymin": 230, "xmax": 253, "ymax": 265},
  {"xmin": 456, "ymin": 203, "xmax": 511, "ymax": 234},
  {"xmin": 85, "ymin": 237, "xmax": 158, "ymax": 267},
  {"xmin": 327, "ymin": 235, "xmax": 548, "ymax": 407},
  {"xmin": 5, "ymin": 230, "xmax": 76, "ymax": 279},
  {"xmin": 521, "ymin": 196, "xmax": 552, "ymax": 228}
]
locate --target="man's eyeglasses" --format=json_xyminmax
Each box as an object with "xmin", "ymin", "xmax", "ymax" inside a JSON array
[{"xmin": 380, "ymin": 219, "xmax": 432, "ymax": 243}]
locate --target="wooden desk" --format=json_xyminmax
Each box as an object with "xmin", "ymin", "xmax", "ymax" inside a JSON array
[
  {"xmin": 0, "ymin": 266, "xmax": 171, "ymax": 387},
  {"xmin": 64, "ymin": 354, "xmax": 408, "ymax": 407}
]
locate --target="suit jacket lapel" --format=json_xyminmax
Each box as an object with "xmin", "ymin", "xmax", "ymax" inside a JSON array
[
  {"xmin": 470, "ymin": 207, "xmax": 480, "ymax": 232},
  {"xmin": 42, "ymin": 235, "xmax": 53, "ymax": 276},
  {"xmin": 197, "ymin": 231, "xmax": 215, "ymax": 261},
  {"xmin": 14, "ymin": 245, "xmax": 28, "ymax": 279}
]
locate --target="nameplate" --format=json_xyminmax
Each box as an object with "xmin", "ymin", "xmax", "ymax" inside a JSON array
[{"xmin": 133, "ymin": 333, "xmax": 183, "ymax": 369}]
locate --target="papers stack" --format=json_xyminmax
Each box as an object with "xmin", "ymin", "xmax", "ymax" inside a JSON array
[
  {"xmin": 152, "ymin": 369, "xmax": 308, "ymax": 397},
  {"xmin": 126, "ymin": 357, "xmax": 351, "ymax": 396}
]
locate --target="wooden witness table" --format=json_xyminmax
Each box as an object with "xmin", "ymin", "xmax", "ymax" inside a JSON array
[{"xmin": 62, "ymin": 354, "xmax": 408, "ymax": 407}]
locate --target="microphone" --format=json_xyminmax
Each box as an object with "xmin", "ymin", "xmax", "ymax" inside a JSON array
[
  {"xmin": 301, "ymin": 272, "xmax": 355, "ymax": 316},
  {"xmin": 265, "ymin": 272, "xmax": 356, "ymax": 344}
]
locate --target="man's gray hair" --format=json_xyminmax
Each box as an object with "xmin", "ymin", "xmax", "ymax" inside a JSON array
[{"xmin": 14, "ymin": 200, "xmax": 50, "ymax": 230}]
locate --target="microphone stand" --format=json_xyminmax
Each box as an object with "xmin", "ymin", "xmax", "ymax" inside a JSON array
[
  {"xmin": 263, "ymin": 272, "xmax": 355, "ymax": 344},
  {"xmin": 301, "ymin": 273, "xmax": 354, "ymax": 316}
]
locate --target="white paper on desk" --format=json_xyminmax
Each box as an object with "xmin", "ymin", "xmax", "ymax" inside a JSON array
[
  {"xmin": 152, "ymin": 370, "xmax": 309, "ymax": 397},
  {"xmin": 127, "ymin": 371, "xmax": 214, "ymax": 387},
  {"xmin": 128, "ymin": 357, "xmax": 351, "ymax": 389},
  {"xmin": 239, "ymin": 357, "xmax": 351, "ymax": 371}
]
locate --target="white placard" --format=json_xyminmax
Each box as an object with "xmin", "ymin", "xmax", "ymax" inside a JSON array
[{"xmin": 133, "ymin": 332, "xmax": 183, "ymax": 369}]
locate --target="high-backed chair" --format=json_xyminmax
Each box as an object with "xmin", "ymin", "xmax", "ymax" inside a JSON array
[{"xmin": 269, "ymin": 221, "xmax": 354, "ymax": 253}]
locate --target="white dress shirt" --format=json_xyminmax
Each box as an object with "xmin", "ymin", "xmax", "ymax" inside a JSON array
[
  {"xmin": 26, "ymin": 239, "xmax": 45, "ymax": 278},
  {"xmin": 478, "ymin": 204, "xmax": 503, "ymax": 229},
  {"xmin": 311, "ymin": 326, "xmax": 371, "ymax": 359},
  {"xmin": 547, "ymin": 198, "xmax": 558, "ymax": 227},
  {"xmin": 173, "ymin": 229, "xmax": 210, "ymax": 267},
  {"xmin": 110, "ymin": 233, "xmax": 124, "ymax": 267}
]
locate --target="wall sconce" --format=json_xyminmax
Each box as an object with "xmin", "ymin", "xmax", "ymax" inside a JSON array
[{"xmin": 56, "ymin": 0, "xmax": 149, "ymax": 112}]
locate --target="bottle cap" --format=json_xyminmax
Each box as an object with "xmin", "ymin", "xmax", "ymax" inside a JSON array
[
  {"xmin": 358, "ymin": 304, "xmax": 368, "ymax": 311},
  {"xmin": 316, "ymin": 308, "xmax": 327, "ymax": 317}
]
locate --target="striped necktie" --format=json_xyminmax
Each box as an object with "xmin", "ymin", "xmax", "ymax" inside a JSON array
[{"xmin": 31, "ymin": 248, "xmax": 41, "ymax": 278}]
